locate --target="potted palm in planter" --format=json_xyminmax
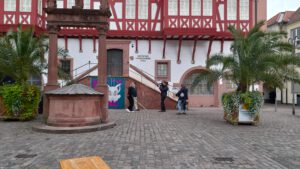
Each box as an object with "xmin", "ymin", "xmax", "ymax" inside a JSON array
[{"xmin": 194, "ymin": 21, "xmax": 300, "ymax": 125}]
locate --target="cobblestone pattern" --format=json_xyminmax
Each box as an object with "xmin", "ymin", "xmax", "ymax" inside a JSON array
[{"xmin": 0, "ymin": 104, "xmax": 300, "ymax": 169}]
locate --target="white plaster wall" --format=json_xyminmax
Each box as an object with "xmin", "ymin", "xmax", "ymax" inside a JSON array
[
  {"xmin": 56, "ymin": 38, "xmax": 233, "ymax": 87},
  {"xmin": 129, "ymin": 39, "xmax": 232, "ymax": 85},
  {"xmin": 57, "ymin": 38, "xmax": 98, "ymax": 77}
]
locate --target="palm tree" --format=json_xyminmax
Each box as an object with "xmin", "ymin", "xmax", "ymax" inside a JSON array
[
  {"xmin": 0, "ymin": 26, "xmax": 69, "ymax": 85},
  {"xmin": 0, "ymin": 26, "xmax": 48, "ymax": 84},
  {"xmin": 193, "ymin": 21, "xmax": 300, "ymax": 93}
]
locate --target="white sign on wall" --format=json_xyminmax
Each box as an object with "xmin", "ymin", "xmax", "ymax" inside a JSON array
[{"xmin": 136, "ymin": 55, "xmax": 150, "ymax": 62}]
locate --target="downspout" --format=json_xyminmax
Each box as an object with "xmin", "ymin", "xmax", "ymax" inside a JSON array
[{"xmin": 255, "ymin": 0, "xmax": 258, "ymax": 24}]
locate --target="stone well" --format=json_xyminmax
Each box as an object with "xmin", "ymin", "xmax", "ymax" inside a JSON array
[{"xmin": 45, "ymin": 84, "xmax": 103, "ymax": 127}]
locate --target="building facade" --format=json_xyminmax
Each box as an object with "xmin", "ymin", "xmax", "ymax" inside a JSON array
[
  {"xmin": 0, "ymin": 0, "xmax": 267, "ymax": 108},
  {"xmin": 267, "ymin": 8, "xmax": 300, "ymax": 105}
]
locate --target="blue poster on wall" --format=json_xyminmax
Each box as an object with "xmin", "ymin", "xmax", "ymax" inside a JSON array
[{"xmin": 91, "ymin": 77, "xmax": 125, "ymax": 109}]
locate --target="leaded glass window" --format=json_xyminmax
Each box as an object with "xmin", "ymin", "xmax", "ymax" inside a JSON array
[
  {"xmin": 168, "ymin": 0, "xmax": 178, "ymax": 16},
  {"xmin": 240, "ymin": 0, "xmax": 249, "ymax": 20},
  {"xmin": 138, "ymin": 0, "xmax": 148, "ymax": 19},
  {"xmin": 84, "ymin": 0, "xmax": 91, "ymax": 9},
  {"xmin": 20, "ymin": 0, "xmax": 31, "ymax": 12},
  {"xmin": 183, "ymin": 72, "xmax": 214, "ymax": 95},
  {"xmin": 38, "ymin": 0, "xmax": 43, "ymax": 15},
  {"xmin": 67, "ymin": 0, "xmax": 75, "ymax": 8},
  {"xmin": 227, "ymin": 0, "xmax": 237, "ymax": 20},
  {"xmin": 191, "ymin": 0, "xmax": 201, "ymax": 16},
  {"xmin": 4, "ymin": 0, "xmax": 16, "ymax": 11},
  {"xmin": 180, "ymin": 0, "xmax": 189, "ymax": 16},
  {"xmin": 126, "ymin": 0, "xmax": 136, "ymax": 19},
  {"xmin": 203, "ymin": 0, "xmax": 212, "ymax": 16}
]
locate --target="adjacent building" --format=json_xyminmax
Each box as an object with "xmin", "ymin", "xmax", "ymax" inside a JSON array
[{"xmin": 0, "ymin": 0, "xmax": 267, "ymax": 108}]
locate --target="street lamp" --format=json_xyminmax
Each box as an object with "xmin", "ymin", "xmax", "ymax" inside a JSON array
[{"xmin": 288, "ymin": 35, "xmax": 299, "ymax": 115}]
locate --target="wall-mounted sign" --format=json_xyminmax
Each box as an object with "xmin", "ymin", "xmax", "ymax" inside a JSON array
[
  {"xmin": 91, "ymin": 77, "xmax": 125, "ymax": 109},
  {"xmin": 136, "ymin": 55, "xmax": 150, "ymax": 62}
]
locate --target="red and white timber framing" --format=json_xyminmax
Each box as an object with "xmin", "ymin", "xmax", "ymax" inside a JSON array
[{"xmin": 0, "ymin": 0, "xmax": 258, "ymax": 63}]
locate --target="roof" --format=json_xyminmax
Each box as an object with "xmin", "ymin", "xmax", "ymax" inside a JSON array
[
  {"xmin": 46, "ymin": 84, "xmax": 103, "ymax": 95},
  {"xmin": 267, "ymin": 11, "xmax": 295, "ymax": 27},
  {"xmin": 289, "ymin": 7, "xmax": 300, "ymax": 25}
]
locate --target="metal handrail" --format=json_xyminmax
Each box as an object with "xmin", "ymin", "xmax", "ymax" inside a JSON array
[
  {"xmin": 129, "ymin": 67, "xmax": 178, "ymax": 101},
  {"xmin": 72, "ymin": 61, "xmax": 97, "ymax": 78}
]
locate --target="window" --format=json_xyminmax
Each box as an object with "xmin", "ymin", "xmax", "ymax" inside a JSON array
[
  {"xmin": 291, "ymin": 28, "xmax": 300, "ymax": 46},
  {"xmin": 191, "ymin": 0, "xmax": 201, "ymax": 16},
  {"xmin": 93, "ymin": 2, "xmax": 100, "ymax": 9},
  {"xmin": 126, "ymin": 0, "xmax": 136, "ymax": 19},
  {"xmin": 168, "ymin": 0, "xmax": 178, "ymax": 16},
  {"xmin": 59, "ymin": 59, "xmax": 72, "ymax": 78},
  {"xmin": 56, "ymin": 0, "xmax": 64, "ymax": 8},
  {"xmin": 155, "ymin": 60, "xmax": 170, "ymax": 81},
  {"xmin": 67, "ymin": 0, "xmax": 75, "ymax": 8},
  {"xmin": 84, "ymin": 0, "xmax": 91, "ymax": 9},
  {"xmin": 138, "ymin": 0, "xmax": 148, "ymax": 19},
  {"xmin": 227, "ymin": 0, "xmax": 237, "ymax": 20},
  {"xmin": 183, "ymin": 72, "xmax": 214, "ymax": 95},
  {"xmin": 203, "ymin": 0, "xmax": 212, "ymax": 16},
  {"xmin": 107, "ymin": 50, "xmax": 123, "ymax": 77},
  {"xmin": 240, "ymin": 0, "xmax": 249, "ymax": 20},
  {"xmin": 180, "ymin": 0, "xmax": 189, "ymax": 16},
  {"xmin": 4, "ymin": 0, "xmax": 16, "ymax": 11},
  {"xmin": 20, "ymin": 0, "xmax": 31, "ymax": 12},
  {"xmin": 28, "ymin": 75, "xmax": 42, "ymax": 86},
  {"xmin": 38, "ymin": 0, "xmax": 43, "ymax": 15}
]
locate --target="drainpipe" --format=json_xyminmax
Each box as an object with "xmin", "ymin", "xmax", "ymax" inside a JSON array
[{"xmin": 255, "ymin": 0, "xmax": 258, "ymax": 24}]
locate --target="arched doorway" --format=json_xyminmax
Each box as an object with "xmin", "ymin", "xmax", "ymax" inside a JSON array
[
  {"xmin": 107, "ymin": 49, "xmax": 123, "ymax": 77},
  {"xmin": 180, "ymin": 67, "xmax": 218, "ymax": 107}
]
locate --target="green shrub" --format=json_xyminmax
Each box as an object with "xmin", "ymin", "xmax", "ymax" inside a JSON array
[
  {"xmin": 1, "ymin": 84, "xmax": 40, "ymax": 121},
  {"xmin": 222, "ymin": 91, "xmax": 264, "ymax": 117}
]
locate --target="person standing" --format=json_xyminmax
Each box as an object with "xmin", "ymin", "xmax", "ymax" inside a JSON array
[
  {"xmin": 132, "ymin": 82, "xmax": 139, "ymax": 111},
  {"xmin": 159, "ymin": 81, "xmax": 169, "ymax": 112},
  {"xmin": 126, "ymin": 82, "xmax": 136, "ymax": 112},
  {"xmin": 176, "ymin": 84, "xmax": 188, "ymax": 114}
]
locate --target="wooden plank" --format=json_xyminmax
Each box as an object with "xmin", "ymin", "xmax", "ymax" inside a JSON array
[{"xmin": 60, "ymin": 156, "xmax": 110, "ymax": 169}]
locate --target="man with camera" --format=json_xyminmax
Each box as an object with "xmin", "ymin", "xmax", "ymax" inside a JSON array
[{"xmin": 158, "ymin": 81, "xmax": 169, "ymax": 112}]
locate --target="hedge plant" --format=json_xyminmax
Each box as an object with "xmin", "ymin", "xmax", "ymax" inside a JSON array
[{"xmin": 1, "ymin": 84, "xmax": 40, "ymax": 121}]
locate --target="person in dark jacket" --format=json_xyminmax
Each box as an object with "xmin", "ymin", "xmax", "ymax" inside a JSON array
[
  {"xmin": 126, "ymin": 82, "xmax": 136, "ymax": 112},
  {"xmin": 158, "ymin": 81, "xmax": 169, "ymax": 112},
  {"xmin": 176, "ymin": 84, "xmax": 188, "ymax": 114}
]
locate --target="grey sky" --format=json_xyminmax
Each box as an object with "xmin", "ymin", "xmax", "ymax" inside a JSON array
[{"xmin": 267, "ymin": 0, "xmax": 300, "ymax": 19}]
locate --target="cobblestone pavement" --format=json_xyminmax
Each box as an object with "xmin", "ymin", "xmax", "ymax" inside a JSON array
[{"xmin": 1, "ymin": 104, "xmax": 300, "ymax": 169}]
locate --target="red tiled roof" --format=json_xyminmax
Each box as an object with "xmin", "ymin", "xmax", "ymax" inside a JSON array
[
  {"xmin": 267, "ymin": 11, "xmax": 295, "ymax": 26},
  {"xmin": 289, "ymin": 7, "xmax": 300, "ymax": 25}
]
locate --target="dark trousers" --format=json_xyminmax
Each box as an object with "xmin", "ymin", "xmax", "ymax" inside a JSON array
[
  {"xmin": 128, "ymin": 96, "xmax": 134, "ymax": 111},
  {"xmin": 161, "ymin": 96, "xmax": 166, "ymax": 111}
]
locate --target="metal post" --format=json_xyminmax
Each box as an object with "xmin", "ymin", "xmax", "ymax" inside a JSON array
[
  {"xmin": 289, "ymin": 36, "xmax": 298, "ymax": 115},
  {"xmin": 292, "ymin": 39, "xmax": 296, "ymax": 115}
]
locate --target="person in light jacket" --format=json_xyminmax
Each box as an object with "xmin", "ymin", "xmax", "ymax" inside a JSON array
[{"xmin": 176, "ymin": 84, "xmax": 188, "ymax": 114}]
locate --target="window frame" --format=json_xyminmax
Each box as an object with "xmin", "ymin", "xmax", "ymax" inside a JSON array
[
  {"xmin": 155, "ymin": 60, "xmax": 171, "ymax": 81},
  {"xmin": 58, "ymin": 58, "xmax": 73, "ymax": 79},
  {"xmin": 19, "ymin": 0, "xmax": 32, "ymax": 12},
  {"xmin": 168, "ymin": 0, "xmax": 178, "ymax": 16},
  {"xmin": 191, "ymin": 0, "xmax": 201, "ymax": 16},
  {"xmin": 4, "ymin": 0, "xmax": 17, "ymax": 12},
  {"xmin": 227, "ymin": 0, "xmax": 237, "ymax": 20},
  {"xmin": 126, "ymin": 0, "xmax": 136, "ymax": 19},
  {"xmin": 138, "ymin": 0, "xmax": 148, "ymax": 19},
  {"xmin": 203, "ymin": 0, "xmax": 212, "ymax": 16},
  {"xmin": 239, "ymin": 0, "xmax": 249, "ymax": 20}
]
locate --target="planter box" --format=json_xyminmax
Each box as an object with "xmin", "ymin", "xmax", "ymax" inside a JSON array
[{"xmin": 224, "ymin": 104, "xmax": 259, "ymax": 125}]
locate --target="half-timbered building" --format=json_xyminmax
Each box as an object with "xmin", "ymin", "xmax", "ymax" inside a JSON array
[{"xmin": 0, "ymin": 0, "xmax": 267, "ymax": 108}]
